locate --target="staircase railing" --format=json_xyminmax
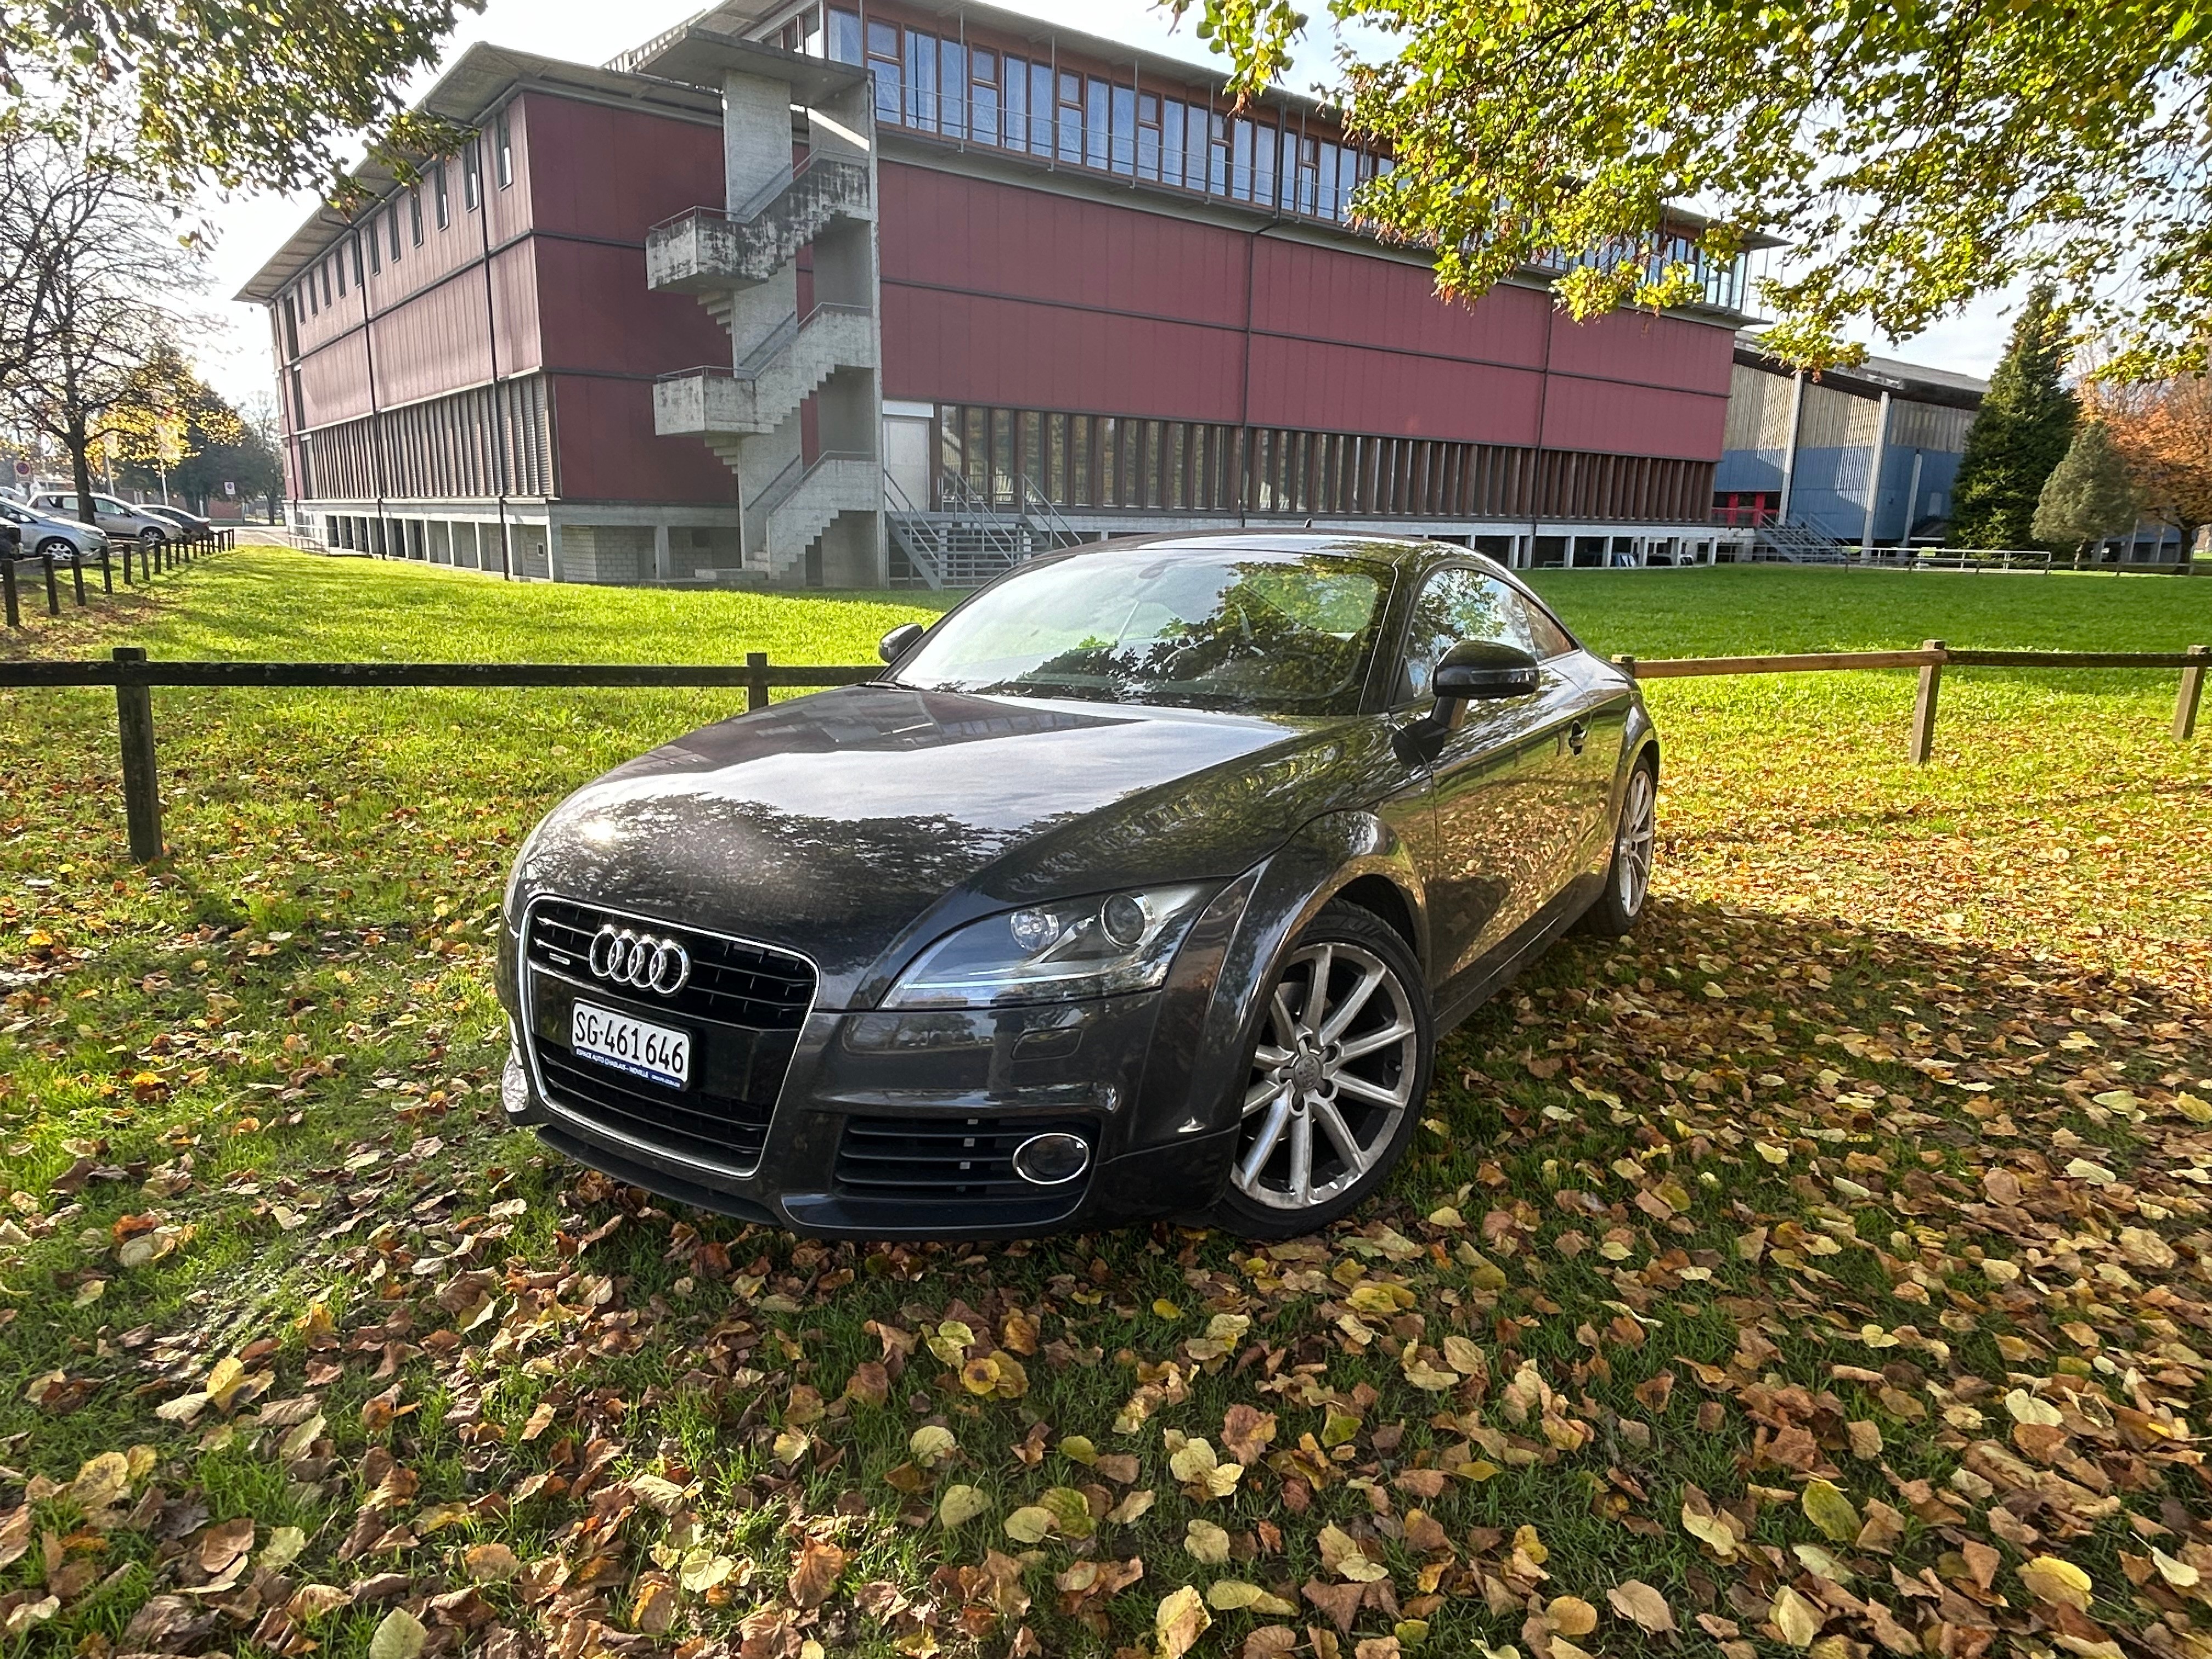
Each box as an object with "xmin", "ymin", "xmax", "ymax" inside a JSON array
[
  {"xmin": 1019, "ymin": 479, "xmax": 1086, "ymax": 550},
  {"xmin": 744, "ymin": 449, "xmax": 873, "ymax": 552}
]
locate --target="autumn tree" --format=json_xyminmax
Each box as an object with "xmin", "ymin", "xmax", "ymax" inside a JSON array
[
  {"xmin": 1, "ymin": 2, "xmax": 478, "ymax": 197},
  {"xmin": 2084, "ymin": 375, "xmax": 2212, "ymax": 543},
  {"xmin": 1948, "ymin": 287, "xmax": 2077, "ymax": 550},
  {"xmin": 0, "ymin": 122, "xmax": 203, "ymax": 522},
  {"xmin": 2033, "ymin": 422, "xmax": 2139, "ymax": 562},
  {"xmin": 1170, "ymin": 0, "xmax": 2212, "ymax": 377}
]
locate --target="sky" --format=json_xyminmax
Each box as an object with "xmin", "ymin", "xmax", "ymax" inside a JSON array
[{"xmin": 193, "ymin": 0, "xmax": 2024, "ymax": 410}]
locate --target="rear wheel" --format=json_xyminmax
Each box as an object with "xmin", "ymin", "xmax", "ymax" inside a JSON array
[
  {"xmin": 1579, "ymin": 752, "xmax": 1657, "ymax": 936},
  {"xmin": 1207, "ymin": 902, "xmax": 1433, "ymax": 1239}
]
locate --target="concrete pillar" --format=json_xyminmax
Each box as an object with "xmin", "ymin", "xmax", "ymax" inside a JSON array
[
  {"xmin": 547, "ymin": 520, "xmax": 563, "ymax": 582},
  {"xmin": 654, "ymin": 522, "xmax": 672, "ymax": 580}
]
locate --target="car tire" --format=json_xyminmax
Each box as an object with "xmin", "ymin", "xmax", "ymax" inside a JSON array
[
  {"xmin": 1579, "ymin": 750, "xmax": 1657, "ymax": 938},
  {"xmin": 1207, "ymin": 901, "xmax": 1434, "ymax": 1240},
  {"xmin": 140, "ymin": 530, "xmax": 167, "ymax": 551},
  {"xmin": 35, "ymin": 537, "xmax": 74, "ymax": 561}
]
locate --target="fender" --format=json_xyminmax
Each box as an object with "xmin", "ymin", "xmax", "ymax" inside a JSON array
[{"xmin": 1124, "ymin": 808, "xmax": 1427, "ymax": 1170}]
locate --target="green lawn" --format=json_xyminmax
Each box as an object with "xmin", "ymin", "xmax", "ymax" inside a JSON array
[{"xmin": 1, "ymin": 549, "xmax": 2209, "ymax": 1659}]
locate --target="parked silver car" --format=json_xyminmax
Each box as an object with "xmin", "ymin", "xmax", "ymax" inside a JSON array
[
  {"xmin": 0, "ymin": 499, "xmax": 112, "ymax": 563},
  {"xmin": 29, "ymin": 490, "xmax": 171, "ymax": 546}
]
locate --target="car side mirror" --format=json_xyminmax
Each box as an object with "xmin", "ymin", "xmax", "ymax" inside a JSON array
[
  {"xmin": 878, "ymin": 622, "xmax": 926, "ymax": 665},
  {"xmin": 1393, "ymin": 640, "xmax": 1541, "ymax": 765},
  {"xmin": 1432, "ymin": 639, "xmax": 1541, "ymax": 702}
]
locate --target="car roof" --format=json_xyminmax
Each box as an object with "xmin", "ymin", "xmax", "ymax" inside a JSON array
[{"xmin": 1048, "ymin": 528, "xmax": 1472, "ymax": 569}]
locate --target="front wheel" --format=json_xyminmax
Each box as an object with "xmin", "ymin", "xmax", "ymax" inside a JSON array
[
  {"xmin": 1579, "ymin": 752, "xmax": 1657, "ymax": 936},
  {"xmin": 1207, "ymin": 902, "xmax": 1434, "ymax": 1239},
  {"xmin": 35, "ymin": 537, "xmax": 75, "ymax": 562}
]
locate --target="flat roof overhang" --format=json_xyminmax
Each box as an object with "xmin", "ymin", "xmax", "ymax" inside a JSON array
[{"xmin": 233, "ymin": 43, "xmax": 720, "ymax": 304}]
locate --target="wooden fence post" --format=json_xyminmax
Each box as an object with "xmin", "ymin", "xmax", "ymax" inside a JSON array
[
  {"xmin": 113, "ymin": 647, "xmax": 163, "ymax": 864},
  {"xmin": 746, "ymin": 651, "xmax": 771, "ymax": 713},
  {"xmin": 2, "ymin": 558, "xmax": 16, "ymax": 629},
  {"xmin": 100, "ymin": 552, "xmax": 112, "ymax": 595},
  {"xmin": 1910, "ymin": 639, "xmax": 1945, "ymax": 764},
  {"xmin": 2178, "ymin": 644, "xmax": 2209, "ymax": 740},
  {"xmin": 42, "ymin": 554, "xmax": 59, "ymax": 616},
  {"xmin": 71, "ymin": 558, "xmax": 86, "ymax": 607}
]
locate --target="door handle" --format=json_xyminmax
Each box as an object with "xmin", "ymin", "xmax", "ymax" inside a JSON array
[{"xmin": 1566, "ymin": 721, "xmax": 1589, "ymax": 755}]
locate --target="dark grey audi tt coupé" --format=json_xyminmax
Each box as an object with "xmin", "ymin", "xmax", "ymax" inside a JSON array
[{"xmin": 495, "ymin": 533, "xmax": 1656, "ymax": 1239}]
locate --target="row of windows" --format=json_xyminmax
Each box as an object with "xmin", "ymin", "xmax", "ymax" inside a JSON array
[
  {"xmin": 827, "ymin": 8, "xmax": 1381, "ymax": 227},
  {"xmin": 280, "ymin": 112, "xmax": 514, "ymax": 351},
  {"xmin": 809, "ymin": 7, "xmax": 1748, "ymax": 303},
  {"xmin": 934, "ymin": 404, "xmax": 1718, "ymax": 523},
  {"xmin": 296, "ymin": 375, "xmax": 552, "ymax": 502}
]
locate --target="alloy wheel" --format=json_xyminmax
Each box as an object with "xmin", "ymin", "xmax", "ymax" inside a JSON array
[
  {"xmin": 1233, "ymin": 941, "xmax": 1420, "ymax": 1211},
  {"xmin": 1617, "ymin": 765, "xmax": 1656, "ymax": 916}
]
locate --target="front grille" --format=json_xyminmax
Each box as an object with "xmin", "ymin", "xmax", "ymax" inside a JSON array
[
  {"xmin": 536, "ymin": 1045, "xmax": 775, "ymax": 1170},
  {"xmin": 528, "ymin": 898, "xmax": 812, "ymax": 1031},
  {"xmin": 525, "ymin": 899, "xmax": 815, "ymax": 1177},
  {"xmin": 836, "ymin": 1115, "xmax": 1093, "ymax": 1203}
]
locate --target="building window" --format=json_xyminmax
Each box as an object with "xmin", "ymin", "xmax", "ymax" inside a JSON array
[
  {"xmin": 939, "ymin": 38, "xmax": 966, "ymax": 140},
  {"xmin": 366, "ymin": 221, "xmax": 381, "ymax": 273},
  {"xmin": 1003, "ymin": 54, "xmax": 1028, "ymax": 152},
  {"xmin": 1137, "ymin": 93, "xmax": 1162, "ymax": 179},
  {"xmin": 409, "ymin": 187, "xmax": 424, "ymax": 245},
  {"xmin": 1111, "ymin": 83, "xmax": 1136, "ymax": 176},
  {"xmin": 387, "ymin": 203, "xmax": 402, "ymax": 262},
  {"xmin": 434, "ymin": 163, "xmax": 449, "ymax": 228},
  {"xmin": 1085, "ymin": 77, "xmax": 1110, "ymax": 170},
  {"xmin": 904, "ymin": 30, "xmax": 935, "ymax": 129},
  {"xmin": 867, "ymin": 20, "xmax": 901, "ymax": 127},
  {"xmin": 320, "ymin": 261, "xmax": 331, "ymax": 307},
  {"xmin": 969, "ymin": 48, "xmax": 999, "ymax": 145},
  {"xmin": 1057, "ymin": 71, "xmax": 1082, "ymax": 164},
  {"xmin": 495, "ymin": 111, "xmax": 513, "ymax": 188},
  {"xmin": 827, "ymin": 7, "xmax": 861, "ymax": 63},
  {"xmin": 337, "ymin": 243, "xmax": 350, "ymax": 295},
  {"xmin": 464, "ymin": 140, "xmax": 482, "ymax": 210}
]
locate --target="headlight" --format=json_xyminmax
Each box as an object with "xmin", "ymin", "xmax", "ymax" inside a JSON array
[{"xmin": 884, "ymin": 883, "xmax": 1215, "ymax": 1008}]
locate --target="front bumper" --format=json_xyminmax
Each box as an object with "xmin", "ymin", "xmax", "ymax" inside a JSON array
[{"xmin": 494, "ymin": 897, "xmax": 1249, "ymax": 1240}]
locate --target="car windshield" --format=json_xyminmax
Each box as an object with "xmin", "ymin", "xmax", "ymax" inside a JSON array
[{"xmin": 893, "ymin": 549, "xmax": 1391, "ymax": 715}]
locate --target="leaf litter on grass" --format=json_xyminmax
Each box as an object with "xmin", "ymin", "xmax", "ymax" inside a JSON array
[{"xmin": 2, "ymin": 551, "xmax": 2211, "ymax": 1659}]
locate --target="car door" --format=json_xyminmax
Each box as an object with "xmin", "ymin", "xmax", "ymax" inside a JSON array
[
  {"xmin": 1396, "ymin": 566, "xmax": 1587, "ymax": 991},
  {"xmin": 1511, "ymin": 595, "xmax": 1639, "ymax": 893}
]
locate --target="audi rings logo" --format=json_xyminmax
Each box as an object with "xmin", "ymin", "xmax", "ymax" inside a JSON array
[{"xmin": 587, "ymin": 924, "xmax": 692, "ymax": 996}]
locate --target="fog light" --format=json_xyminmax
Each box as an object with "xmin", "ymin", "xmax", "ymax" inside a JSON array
[
  {"xmin": 501, "ymin": 1041, "xmax": 531, "ymax": 1118},
  {"xmin": 1010, "ymin": 1131, "xmax": 1090, "ymax": 1187}
]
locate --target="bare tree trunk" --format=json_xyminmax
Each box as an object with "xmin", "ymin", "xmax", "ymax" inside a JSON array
[{"xmin": 67, "ymin": 394, "xmax": 97, "ymax": 526}]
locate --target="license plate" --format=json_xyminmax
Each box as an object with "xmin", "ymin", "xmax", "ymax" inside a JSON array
[{"xmin": 571, "ymin": 1000, "xmax": 692, "ymax": 1089}]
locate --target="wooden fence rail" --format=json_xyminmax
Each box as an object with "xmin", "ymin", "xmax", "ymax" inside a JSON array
[
  {"xmin": 1612, "ymin": 642, "xmax": 2210, "ymax": 762},
  {"xmin": 0, "ymin": 642, "xmax": 2202, "ymax": 865}
]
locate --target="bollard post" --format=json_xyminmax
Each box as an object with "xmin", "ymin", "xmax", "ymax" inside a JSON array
[
  {"xmin": 121, "ymin": 541, "xmax": 132, "ymax": 584},
  {"xmin": 113, "ymin": 647, "xmax": 163, "ymax": 864},
  {"xmin": 2179, "ymin": 645, "xmax": 2209, "ymax": 741},
  {"xmin": 2, "ymin": 558, "xmax": 17, "ymax": 628},
  {"xmin": 71, "ymin": 557, "xmax": 86, "ymax": 606},
  {"xmin": 100, "ymin": 552, "xmax": 112, "ymax": 595},
  {"xmin": 746, "ymin": 651, "xmax": 771, "ymax": 713},
  {"xmin": 1909, "ymin": 639, "xmax": 1944, "ymax": 765},
  {"xmin": 42, "ymin": 554, "xmax": 59, "ymax": 616}
]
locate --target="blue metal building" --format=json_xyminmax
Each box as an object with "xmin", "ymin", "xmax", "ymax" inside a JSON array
[{"xmin": 1715, "ymin": 334, "xmax": 1985, "ymax": 547}]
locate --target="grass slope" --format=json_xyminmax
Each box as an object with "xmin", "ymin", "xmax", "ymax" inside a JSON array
[{"xmin": 0, "ymin": 549, "xmax": 2208, "ymax": 1659}]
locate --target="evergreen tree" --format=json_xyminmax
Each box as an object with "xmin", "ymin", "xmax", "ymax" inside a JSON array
[
  {"xmin": 2032, "ymin": 420, "xmax": 2139, "ymax": 560},
  {"xmin": 1949, "ymin": 286, "xmax": 2079, "ymax": 549}
]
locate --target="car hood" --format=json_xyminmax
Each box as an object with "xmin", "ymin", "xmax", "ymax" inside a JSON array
[{"xmin": 514, "ymin": 683, "xmax": 1401, "ymax": 1006}]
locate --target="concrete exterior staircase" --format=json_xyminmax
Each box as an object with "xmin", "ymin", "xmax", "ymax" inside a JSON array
[
  {"xmin": 747, "ymin": 454, "xmax": 879, "ymax": 584},
  {"xmin": 645, "ymin": 156, "xmax": 873, "ymax": 296},
  {"xmin": 655, "ymin": 305, "xmax": 876, "ymax": 442}
]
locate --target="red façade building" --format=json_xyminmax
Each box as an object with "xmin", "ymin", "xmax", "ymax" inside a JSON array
[{"xmin": 238, "ymin": 0, "xmax": 1768, "ymax": 589}]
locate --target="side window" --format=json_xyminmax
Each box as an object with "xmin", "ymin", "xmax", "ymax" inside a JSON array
[{"xmin": 1397, "ymin": 568, "xmax": 1571, "ymax": 701}]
